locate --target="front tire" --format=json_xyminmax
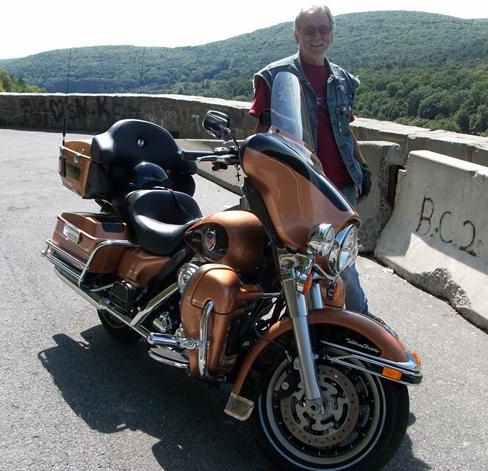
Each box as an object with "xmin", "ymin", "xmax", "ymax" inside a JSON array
[{"xmin": 252, "ymin": 355, "xmax": 409, "ymax": 471}]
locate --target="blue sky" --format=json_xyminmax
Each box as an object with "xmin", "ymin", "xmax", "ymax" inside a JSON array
[{"xmin": 1, "ymin": 0, "xmax": 487, "ymax": 59}]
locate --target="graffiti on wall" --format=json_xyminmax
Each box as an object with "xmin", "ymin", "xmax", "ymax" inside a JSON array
[
  {"xmin": 416, "ymin": 196, "xmax": 482, "ymax": 257},
  {"xmin": 19, "ymin": 97, "xmax": 141, "ymax": 128}
]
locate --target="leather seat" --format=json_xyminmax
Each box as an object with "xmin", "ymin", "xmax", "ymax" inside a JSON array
[{"xmin": 126, "ymin": 189, "xmax": 202, "ymax": 256}]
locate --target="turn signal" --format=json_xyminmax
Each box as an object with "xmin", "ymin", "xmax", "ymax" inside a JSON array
[
  {"xmin": 301, "ymin": 273, "xmax": 313, "ymax": 295},
  {"xmin": 411, "ymin": 351, "xmax": 422, "ymax": 365},
  {"xmin": 382, "ymin": 367, "xmax": 403, "ymax": 381}
]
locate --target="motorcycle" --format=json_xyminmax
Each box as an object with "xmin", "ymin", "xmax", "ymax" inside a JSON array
[{"xmin": 42, "ymin": 71, "xmax": 422, "ymax": 471}]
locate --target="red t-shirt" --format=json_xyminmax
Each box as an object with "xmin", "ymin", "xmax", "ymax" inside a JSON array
[{"xmin": 249, "ymin": 65, "xmax": 352, "ymax": 188}]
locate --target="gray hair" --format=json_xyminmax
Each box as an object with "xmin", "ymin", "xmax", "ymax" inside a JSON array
[{"xmin": 294, "ymin": 5, "xmax": 335, "ymax": 32}]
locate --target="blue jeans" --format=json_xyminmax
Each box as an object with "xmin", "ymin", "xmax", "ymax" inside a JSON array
[{"xmin": 338, "ymin": 183, "xmax": 370, "ymax": 315}]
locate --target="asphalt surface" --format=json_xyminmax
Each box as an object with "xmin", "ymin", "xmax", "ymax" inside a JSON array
[{"xmin": 0, "ymin": 128, "xmax": 487, "ymax": 471}]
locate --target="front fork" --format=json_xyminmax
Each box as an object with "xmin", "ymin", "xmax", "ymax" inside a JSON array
[{"xmin": 279, "ymin": 251, "xmax": 325, "ymax": 415}]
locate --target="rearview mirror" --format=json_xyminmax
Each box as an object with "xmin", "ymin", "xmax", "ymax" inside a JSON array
[{"xmin": 203, "ymin": 110, "xmax": 232, "ymax": 140}]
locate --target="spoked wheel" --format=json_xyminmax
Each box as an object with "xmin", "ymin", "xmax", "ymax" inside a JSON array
[
  {"xmin": 97, "ymin": 309, "xmax": 139, "ymax": 343},
  {"xmin": 253, "ymin": 355, "xmax": 409, "ymax": 471}
]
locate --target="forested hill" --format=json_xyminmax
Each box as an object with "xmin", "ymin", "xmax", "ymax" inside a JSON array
[
  {"xmin": 0, "ymin": 68, "xmax": 42, "ymax": 92},
  {"xmin": 1, "ymin": 11, "xmax": 487, "ymax": 134}
]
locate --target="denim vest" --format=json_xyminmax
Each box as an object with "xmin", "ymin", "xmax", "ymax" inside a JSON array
[{"xmin": 254, "ymin": 52, "xmax": 363, "ymax": 188}]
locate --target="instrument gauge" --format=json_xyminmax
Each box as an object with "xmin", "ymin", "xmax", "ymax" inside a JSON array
[{"xmin": 204, "ymin": 227, "xmax": 217, "ymax": 251}]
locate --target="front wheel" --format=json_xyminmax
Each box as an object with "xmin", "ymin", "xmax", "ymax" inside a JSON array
[{"xmin": 252, "ymin": 355, "xmax": 409, "ymax": 471}]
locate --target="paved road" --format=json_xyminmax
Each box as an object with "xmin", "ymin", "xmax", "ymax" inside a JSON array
[{"xmin": 1, "ymin": 128, "xmax": 487, "ymax": 471}]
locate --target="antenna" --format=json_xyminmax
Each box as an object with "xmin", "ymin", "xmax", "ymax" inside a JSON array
[
  {"xmin": 138, "ymin": 47, "xmax": 146, "ymax": 92},
  {"xmin": 62, "ymin": 48, "xmax": 73, "ymax": 145}
]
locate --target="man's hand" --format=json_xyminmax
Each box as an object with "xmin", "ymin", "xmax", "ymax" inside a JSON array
[{"xmin": 359, "ymin": 163, "xmax": 372, "ymax": 200}]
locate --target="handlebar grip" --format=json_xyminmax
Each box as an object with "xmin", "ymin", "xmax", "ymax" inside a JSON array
[{"xmin": 180, "ymin": 150, "xmax": 212, "ymax": 161}]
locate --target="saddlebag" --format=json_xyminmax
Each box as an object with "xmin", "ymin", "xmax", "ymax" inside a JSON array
[
  {"xmin": 58, "ymin": 140, "xmax": 111, "ymax": 199},
  {"xmin": 46, "ymin": 212, "xmax": 132, "ymax": 276}
]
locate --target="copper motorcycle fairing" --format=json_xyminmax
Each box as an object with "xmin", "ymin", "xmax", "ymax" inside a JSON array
[
  {"xmin": 180, "ymin": 264, "xmax": 264, "ymax": 376},
  {"xmin": 117, "ymin": 248, "xmax": 170, "ymax": 287},
  {"xmin": 186, "ymin": 210, "xmax": 266, "ymax": 272},
  {"xmin": 51, "ymin": 212, "xmax": 130, "ymax": 273},
  {"xmin": 231, "ymin": 308, "xmax": 409, "ymax": 396},
  {"xmin": 59, "ymin": 139, "xmax": 93, "ymax": 197},
  {"xmin": 242, "ymin": 146, "xmax": 360, "ymax": 252}
]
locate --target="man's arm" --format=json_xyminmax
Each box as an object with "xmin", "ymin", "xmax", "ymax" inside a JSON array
[
  {"xmin": 249, "ymin": 77, "xmax": 271, "ymax": 132},
  {"xmin": 351, "ymin": 132, "xmax": 371, "ymax": 199},
  {"xmin": 352, "ymin": 132, "xmax": 366, "ymax": 165}
]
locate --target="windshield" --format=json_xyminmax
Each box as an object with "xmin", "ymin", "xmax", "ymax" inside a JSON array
[{"xmin": 270, "ymin": 71, "xmax": 323, "ymax": 174}]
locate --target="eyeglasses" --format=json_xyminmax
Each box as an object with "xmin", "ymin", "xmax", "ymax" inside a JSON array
[{"xmin": 299, "ymin": 25, "xmax": 332, "ymax": 36}]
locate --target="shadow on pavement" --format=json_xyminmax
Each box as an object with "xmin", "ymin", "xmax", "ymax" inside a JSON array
[
  {"xmin": 38, "ymin": 326, "xmax": 430, "ymax": 471},
  {"xmin": 38, "ymin": 327, "xmax": 272, "ymax": 471}
]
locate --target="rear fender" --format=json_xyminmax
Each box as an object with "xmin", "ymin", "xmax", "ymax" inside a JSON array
[{"xmin": 225, "ymin": 308, "xmax": 421, "ymax": 421}]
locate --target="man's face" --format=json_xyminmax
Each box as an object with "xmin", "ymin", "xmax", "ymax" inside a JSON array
[{"xmin": 294, "ymin": 9, "xmax": 333, "ymax": 64}]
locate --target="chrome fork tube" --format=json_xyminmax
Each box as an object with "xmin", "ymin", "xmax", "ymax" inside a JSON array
[
  {"xmin": 309, "ymin": 280, "xmax": 324, "ymax": 309},
  {"xmin": 282, "ymin": 274, "xmax": 323, "ymax": 413}
]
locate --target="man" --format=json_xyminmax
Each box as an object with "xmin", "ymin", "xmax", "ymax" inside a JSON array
[{"xmin": 249, "ymin": 5, "xmax": 371, "ymax": 315}]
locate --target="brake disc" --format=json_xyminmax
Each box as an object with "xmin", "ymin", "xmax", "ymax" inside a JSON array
[{"xmin": 279, "ymin": 365, "xmax": 360, "ymax": 447}]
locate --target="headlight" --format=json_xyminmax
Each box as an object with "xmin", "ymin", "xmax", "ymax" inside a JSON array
[
  {"xmin": 307, "ymin": 223, "xmax": 335, "ymax": 257},
  {"xmin": 328, "ymin": 225, "xmax": 359, "ymax": 274}
]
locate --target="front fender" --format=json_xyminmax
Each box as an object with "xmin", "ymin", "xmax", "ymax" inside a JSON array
[{"xmin": 232, "ymin": 308, "xmax": 420, "ymax": 398}]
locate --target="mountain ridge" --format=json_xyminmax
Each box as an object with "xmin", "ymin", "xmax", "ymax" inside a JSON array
[{"xmin": 1, "ymin": 11, "xmax": 487, "ymax": 135}]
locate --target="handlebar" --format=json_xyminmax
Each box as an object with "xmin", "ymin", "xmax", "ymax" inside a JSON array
[{"xmin": 181, "ymin": 146, "xmax": 239, "ymax": 167}]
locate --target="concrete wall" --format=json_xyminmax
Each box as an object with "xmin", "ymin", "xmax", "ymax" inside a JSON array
[
  {"xmin": 1, "ymin": 92, "xmax": 486, "ymax": 166},
  {"xmin": 352, "ymin": 117, "xmax": 488, "ymax": 167},
  {"xmin": 0, "ymin": 92, "xmax": 255, "ymax": 140},
  {"xmin": 375, "ymin": 151, "xmax": 488, "ymax": 330},
  {"xmin": 355, "ymin": 142, "xmax": 402, "ymax": 252}
]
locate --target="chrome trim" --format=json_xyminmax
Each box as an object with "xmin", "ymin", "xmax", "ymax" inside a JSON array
[
  {"xmin": 148, "ymin": 349, "xmax": 189, "ymax": 370},
  {"xmin": 307, "ymin": 223, "xmax": 335, "ymax": 257},
  {"xmin": 43, "ymin": 248, "xmax": 83, "ymax": 280},
  {"xmin": 320, "ymin": 340, "xmax": 422, "ymax": 385},
  {"xmin": 130, "ymin": 283, "xmax": 179, "ymax": 326},
  {"xmin": 62, "ymin": 222, "xmax": 81, "ymax": 243},
  {"xmin": 199, "ymin": 300, "xmax": 214, "ymax": 377},
  {"xmin": 43, "ymin": 240, "xmax": 85, "ymax": 270},
  {"xmin": 79, "ymin": 239, "xmax": 137, "ymax": 288},
  {"xmin": 42, "ymin": 238, "xmax": 138, "ymax": 288},
  {"xmin": 147, "ymin": 332, "xmax": 179, "ymax": 348},
  {"xmin": 277, "ymin": 249, "xmax": 324, "ymax": 413},
  {"xmin": 224, "ymin": 393, "xmax": 255, "ymax": 421},
  {"xmin": 281, "ymin": 274, "xmax": 322, "ymax": 411},
  {"xmin": 309, "ymin": 281, "xmax": 324, "ymax": 309},
  {"xmin": 53, "ymin": 268, "xmax": 149, "ymax": 339},
  {"xmin": 313, "ymin": 262, "xmax": 336, "ymax": 281},
  {"xmin": 147, "ymin": 332, "xmax": 201, "ymax": 350},
  {"xmin": 328, "ymin": 224, "xmax": 358, "ymax": 275}
]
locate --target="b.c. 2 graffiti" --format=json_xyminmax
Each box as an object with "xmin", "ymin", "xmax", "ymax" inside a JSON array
[{"xmin": 416, "ymin": 196, "xmax": 481, "ymax": 257}]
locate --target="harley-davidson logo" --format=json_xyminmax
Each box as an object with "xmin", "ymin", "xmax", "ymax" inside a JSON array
[
  {"xmin": 345, "ymin": 338, "xmax": 381, "ymax": 354},
  {"xmin": 63, "ymin": 223, "xmax": 81, "ymax": 243}
]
